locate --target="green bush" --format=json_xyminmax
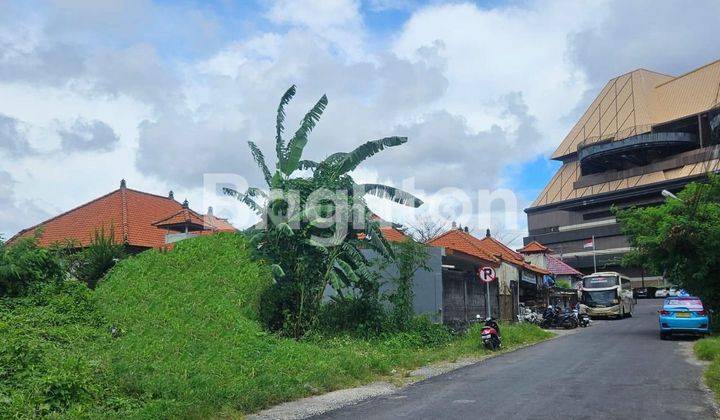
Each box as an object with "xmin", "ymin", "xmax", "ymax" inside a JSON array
[
  {"xmin": 316, "ymin": 295, "xmax": 390, "ymax": 338},
  {"xmin": 0, "ymin": 280, "xmax": 122, "ymax": 418},
  {"xmin": 0, "ymin": 235, "xmax": 64, "ymax": 297}
]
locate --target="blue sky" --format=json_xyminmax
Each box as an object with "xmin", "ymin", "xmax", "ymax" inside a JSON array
[{"xmin": 1, "ymin": 0, "xmax": 719, "ymax": 244}]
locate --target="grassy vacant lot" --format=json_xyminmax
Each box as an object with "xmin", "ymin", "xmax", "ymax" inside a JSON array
[
  {"xmin": 695, "ymin": 336, "xmax": 720, "ymax": 401},
  {"xmin": 0, "ymin": 234, "xmax": 552, "ymax": 418}
]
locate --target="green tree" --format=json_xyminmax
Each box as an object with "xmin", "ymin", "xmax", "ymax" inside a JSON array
[
  {"xmin": 616, "ymin": 174, "xmax": 720, "ymax": 309},
  {"xmin": 224, "ymin": 86, "xmax": 423, "ymax": 337}
]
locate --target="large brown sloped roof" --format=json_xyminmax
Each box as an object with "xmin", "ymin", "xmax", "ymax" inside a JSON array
[
  {"xmin": 9, "ymin": 182, "xmax": 236, "ymax": 248},
  {"xmin": 534, "ymin": 59, "xmax": 720, "ymax": 208}
]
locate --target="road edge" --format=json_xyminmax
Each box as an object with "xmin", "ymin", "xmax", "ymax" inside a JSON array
[
  {"xmin": 681, "ymin": 341, "xmax": 720, "ymax": 419},
  {"xmin": 248, "ymin": 330, "xmax": 564, "ymax": 420}
]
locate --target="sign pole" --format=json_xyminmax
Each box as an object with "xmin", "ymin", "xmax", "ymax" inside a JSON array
[
  {"xmin": 478, "ymin": 266, "xmax": 497, "ymax": 320},
  {"xmin": 485, "ymin": 280, "xmax": 491, "ymax": 319}
]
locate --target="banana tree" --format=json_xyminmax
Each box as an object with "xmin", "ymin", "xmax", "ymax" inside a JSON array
[{"xmin": 224, "ymin": 85, "xmax": 423, "ymax": 337}]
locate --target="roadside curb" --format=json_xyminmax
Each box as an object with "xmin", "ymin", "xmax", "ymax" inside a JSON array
[{"xmin": 248, "ymin": 330, "xmax": 566, "ymax": 420}]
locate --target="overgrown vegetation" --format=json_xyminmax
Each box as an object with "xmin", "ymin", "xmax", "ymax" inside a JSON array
[
  {"xmin": 695, "ymin": 336, "xmax": 720, "ymax": 403},
  {"xmin": 0, "ymin": 233, "xmax": 64, "ymax": 297},
  {"xmin": 224, "ymin": 85, "xmax": 423, "ymax": 338},
  {"xmin": 616, "ymin": 174, "xmax": 720, "ymax": 309},
  {"xmin": 0, "ymin": 234, "xmax": 552, "ymax": 418},
  {"xmin": 64, "ymin": 226, "xmax": 126, "ymax": 289}
]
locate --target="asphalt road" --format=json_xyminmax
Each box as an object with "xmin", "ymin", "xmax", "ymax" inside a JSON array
[{"xmin": 314, "ymin": 300, "xmax": 717, "ymax": 420}]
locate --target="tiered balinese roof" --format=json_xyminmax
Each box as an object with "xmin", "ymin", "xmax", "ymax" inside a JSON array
[
  {"xmin": 476, "ymin": 231, "xmax": 550, "ymax": 275},
  {"xmin": 517, "ymin": 240, "xmax": 550, "ymax": 254},
  {"xmin": 9, "ymin": 180, "xmax": 235, "ymax": 248}
]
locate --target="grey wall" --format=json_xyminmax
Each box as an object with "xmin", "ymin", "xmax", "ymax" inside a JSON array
[{"xmin": 323, "ymin": 246, "xmax": 444, "ymax": 322}]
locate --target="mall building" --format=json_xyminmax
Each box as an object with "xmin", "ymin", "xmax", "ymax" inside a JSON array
[{"xmin": 524, "ymin": 59, "xmax": 720, "ymax": 287}]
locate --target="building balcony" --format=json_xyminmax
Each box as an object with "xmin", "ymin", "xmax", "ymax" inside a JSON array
[{"xmin": 578, "ymin": 131, "xmax": 698, "ymax": 175}]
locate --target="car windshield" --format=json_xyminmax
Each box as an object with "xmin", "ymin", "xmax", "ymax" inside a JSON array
[
  {"xmin": 583, "ymin": 290, "xmax": 617, "ymax": 306},
  {"xmin": 583, "ymin": 276, "xmax": 617, "ymax": 288},
  {"xmin": 665, "ymin": 298, "xmax": 703, "ymax": 311}
]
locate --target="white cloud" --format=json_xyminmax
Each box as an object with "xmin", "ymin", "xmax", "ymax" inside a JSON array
[{"xmin": 1, "ymin": 0, "xmax": 718, "ymax": 239}]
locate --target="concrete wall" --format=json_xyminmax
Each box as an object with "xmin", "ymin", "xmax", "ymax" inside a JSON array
[
  {"xmin": 369, "ymin": 247, "xmax": 443, "ymax": 322},
  {"xmin": 323, "ymin": 247, "xmax": 443, "ymax": 321}
]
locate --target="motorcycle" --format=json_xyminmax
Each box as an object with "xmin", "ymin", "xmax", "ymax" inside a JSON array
[
  {"xmin": 517, "ymin": 304, "xmax": 540, "ymax": 324},
  {"xmin": 478, "ymin": 315, "xmax": 502, "ymax": 350},
  {"xmin": 541, "ymin": 306, "xmax": 578, "ymax": 329},
  {"xmin": 573, "ymin": 308, "xmax": 590, "ymax": 328}
]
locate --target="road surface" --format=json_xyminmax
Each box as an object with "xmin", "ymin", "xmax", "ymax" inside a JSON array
[{"xmin": 314, "ymin": 300, "xmax": 717, "ymax": 420}]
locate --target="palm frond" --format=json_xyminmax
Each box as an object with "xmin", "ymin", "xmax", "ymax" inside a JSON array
[
  {"xmin": 298, "ymin": 160, "xmax": 318, "ymax": 170},
  {"xmin": 320, "ymin": 152, "xmax": 348, "ymax": 166},
  {"xmin": 336, "ymin": 137, "xmax": 406, "ymax": 174},
  {"xmin": 359, "ymin": 183, "xmax": 423, "ymax": 207},
  {"xmin": 282, "ymin": 94, "xmax": 328, "ymax": 175},
  {"xmin": 248, "ymin": 141, "xmax": 272, "ymax": 185},
  {"xmin": 222, "ymin": 187, "xmax": 263, "ymax": 215},
  {"xmin": 335, "ymin": 258, "xmax": 359, "ymax": 284},
  {"xmin": 276, "ymin": 85, "xmax": 296, "ymax": 167}
]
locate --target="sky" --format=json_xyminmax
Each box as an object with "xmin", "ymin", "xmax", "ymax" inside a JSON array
[{"xmin": 1, "ymin": 0, "xmax": 719, "ymax": 246}]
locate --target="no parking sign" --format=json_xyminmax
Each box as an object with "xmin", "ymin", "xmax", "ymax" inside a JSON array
[{"xmin": 478, "ymin": 266, "xmax": 496, "ymax": 283}]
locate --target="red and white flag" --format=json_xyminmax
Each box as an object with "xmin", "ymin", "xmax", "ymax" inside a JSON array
[{"xmin": 583, "ymin": 238, "xmax": 594, "ymax": 249}]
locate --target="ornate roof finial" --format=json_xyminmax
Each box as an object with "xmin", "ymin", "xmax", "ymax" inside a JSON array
[
  {"xmin": 182, "ymin": 199, "xmax": 189, "ymax": 209},
  {"xmin": 120, "ymin": 179, "xmax": 126, "ymax": 188},
  {"xmin": 486, "ymin": 228, "xmax": 491, "ymax": 238},
  {"xmin": 168, "ymin": 190, "xmax": 174, "ymax": 200}
]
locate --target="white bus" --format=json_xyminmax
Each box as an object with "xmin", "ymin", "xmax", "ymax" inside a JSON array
[{"xmin": 580, "ymin": 272, "xmax": 634, "ymax": 318}]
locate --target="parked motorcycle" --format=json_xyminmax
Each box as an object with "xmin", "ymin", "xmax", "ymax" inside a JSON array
[
  {"xmin": 541, "ymin": 306, "xmax": 578, "ymax": 329},
  {"xmin": 573, "ymin": 307, "xmax": 591, "ymax": 328},
  {"xmin": 517, "ymin": 304, "xmax": 540, "ymax": 324},
  {"xmin": 477, "ymin": 315, "xmax": 502, "ymax": 350}
]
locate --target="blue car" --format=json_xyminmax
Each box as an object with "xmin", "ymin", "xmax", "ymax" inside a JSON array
[{"xmin": 659, "ymin": 296, "xmax": 710, "ymax": 339}]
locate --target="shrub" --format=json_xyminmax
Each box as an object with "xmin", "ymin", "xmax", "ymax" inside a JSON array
[
  {"xmin": 68, "ymin": 226, "xmax": 126, "ymax": 289},
  {"xmin": 0, "ymin": 234, "xmax": 64, "ymax": 297},
  {"xmin": 0, "ymin": 280, "xmax": 114, "ymax": 417},
  {"xmin": 316, "ymin": 295, "xmax": 390, "ymax": 338}
]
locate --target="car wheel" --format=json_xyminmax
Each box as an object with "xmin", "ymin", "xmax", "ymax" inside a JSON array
[{"xmin": 660, "ymin": 332, "xmax": 669, "ymax": 340}]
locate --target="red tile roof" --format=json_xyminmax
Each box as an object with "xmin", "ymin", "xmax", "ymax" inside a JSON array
[
  {"xmin": 477, "ymin": 234, "xmax": 550, "ymax": 275},
  {"xmin": 427, "ymin": 229, "xmax": 498, "ymax": 264},
  {"xmin": 428, "ymin": 228, "xmax": 550, "ymax": 275},
  {"xmin": 9, "ymin": 182, "xmax": 235, "ymax": 248},
  {"xmin": 546, "ymin": 254, "xmax": 583, "ymax": 276},
  {"xmin": 517, "ymin": 240, "xmax": 550, "ymax": 254}
]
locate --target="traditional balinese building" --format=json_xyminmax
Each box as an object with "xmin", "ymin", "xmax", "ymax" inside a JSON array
[
  {"xmin": 524, "ymin": 58, "xmax": 720, "ymax": 286},
  {"xmin": 428, "ymin": 227, "xmax": 548, "ymax": 322},
  {"xmin": 8, "ymin": 180, "xmax": 236, "ymax": 252},
  {"xmin": 518, "ymin": 240, "xmax": 584, "ymax": 287}
]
